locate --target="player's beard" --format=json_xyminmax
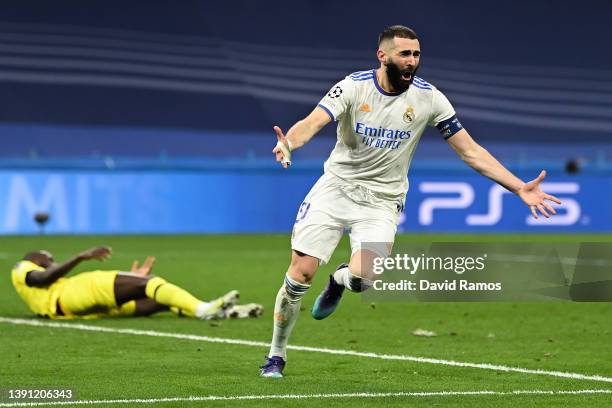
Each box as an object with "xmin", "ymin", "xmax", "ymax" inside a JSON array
[{"xmin": 385, "ymin": 59, "xmax": 418, "ymax": 93}]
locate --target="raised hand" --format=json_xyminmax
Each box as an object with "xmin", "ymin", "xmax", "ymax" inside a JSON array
[
  {"xmin": 272, "ymin": 126, "xmax": 292, "ymax": 168},
  {"xmin": 517, "ymin": 170, "xmax": 562, "ymax": 219},
  {"xmin": 79, "ymin": 246, "xmax": 112, "ymax": 261},
  {"xmin": 130, "ymin": 256, "xmax": 156, "ymax": 276}
]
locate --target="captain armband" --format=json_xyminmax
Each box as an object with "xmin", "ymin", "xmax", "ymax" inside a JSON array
[{"xmin": 436, "ymin": 115, "xmax": 463, "ymax": 140}]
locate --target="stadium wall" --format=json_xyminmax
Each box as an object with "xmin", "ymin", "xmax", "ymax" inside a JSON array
[{"xmin": 0, "ymin": 169, "xmax": 609, "ymax": 234}]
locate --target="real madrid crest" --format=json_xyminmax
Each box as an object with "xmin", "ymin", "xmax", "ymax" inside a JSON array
[{"xmin": 403, "ymin": 106, "xmax": 415, "ymax": 123}]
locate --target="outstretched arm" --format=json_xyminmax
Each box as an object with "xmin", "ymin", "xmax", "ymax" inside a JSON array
[
  {"xmin": 26, "ymin": 247, "xmax": 112, "ymax": 287},
  {"xmin": 447, "ymin": 129, "xmax": 561, "ymax": 219},
  {"xmin": 272, "ymin": 106, "xmax": 332, "ymax": 168}
]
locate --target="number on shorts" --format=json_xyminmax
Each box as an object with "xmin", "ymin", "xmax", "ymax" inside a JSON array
[{"xmin": 295, "ymin": 202, "xmax": 311, "ymax": 223}]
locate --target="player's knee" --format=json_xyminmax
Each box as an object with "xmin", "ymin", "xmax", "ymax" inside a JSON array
[{"xmin": 288, "ymin": 251, "xmax": 318, "ymax": 284}]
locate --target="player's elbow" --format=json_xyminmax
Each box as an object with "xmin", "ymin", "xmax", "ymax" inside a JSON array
[
  {"xmin": 458, "ymin": 147, "xmax": 478, "ymax": 165},
  {"xmin": 460, "ymin": 145, "xmax": 487, "ymax": 168},
  {"xmin": 25, "ymin": 271, "xmax": 54, "ymax": 287}
]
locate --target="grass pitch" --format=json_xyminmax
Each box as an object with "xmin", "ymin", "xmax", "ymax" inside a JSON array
[{"xmin": 1, "ymin": 234, "xmax": 611, "ymax": 407}]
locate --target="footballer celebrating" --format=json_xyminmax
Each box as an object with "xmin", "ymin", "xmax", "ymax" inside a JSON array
[{"xmin": 261, "ymin": 25, "xmax": 561, "ymax": 378}]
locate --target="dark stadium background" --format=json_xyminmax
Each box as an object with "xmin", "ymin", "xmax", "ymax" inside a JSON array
[{"xmin": 0, "ymin": 0, "xmax": 610, "ymax": 233}]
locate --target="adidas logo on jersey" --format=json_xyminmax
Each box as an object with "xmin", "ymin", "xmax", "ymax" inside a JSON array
[{"xmin": 359, "ymin": 103, "xmax": 372, "ymax": 112}]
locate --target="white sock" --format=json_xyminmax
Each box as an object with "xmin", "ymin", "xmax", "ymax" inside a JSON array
[
  {"xmin": 194, "ymin": 300, "xmax": 220, "ymax": 319},
  {"xmin": 269, "ymin": 274, "xmax": 310, "ymax": 359},
  {"xmin": 333, "ymin": 265, "xmax": 350, "ymax": 286},
  {"xmin": 194, "ymin": 301, "xmax": 209, "ymax": 318},
  {"xmin": 333, "ymin": 266, "xmax": 373, "ymax": 292}
]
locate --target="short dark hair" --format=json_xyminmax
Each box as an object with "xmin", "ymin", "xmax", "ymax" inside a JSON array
[
  {"xmin": 378, "ymin": 25, "xmax": 418, "ymax": 47},
  {"xmin": 24, "ymin": 251, "xmax": 41, "ymax": 261},
  {"xmin": 23, "ymin": 250, "xmax": 51, "ymax": 261}
]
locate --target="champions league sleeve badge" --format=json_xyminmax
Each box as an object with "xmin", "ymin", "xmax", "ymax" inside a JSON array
[{"xmin": 327, "ymin": 86, "xmax": 343, "ymax": 98}]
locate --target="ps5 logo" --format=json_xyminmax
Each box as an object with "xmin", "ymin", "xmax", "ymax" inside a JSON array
[{"xmin": 418, "ymin": 182, "xmax": 580, "ymax": 226}]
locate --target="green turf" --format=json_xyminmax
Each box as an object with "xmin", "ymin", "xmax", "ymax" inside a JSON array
[{"xmin": 1, "ymin": 234, "xmax": 611, "ymax": 407}]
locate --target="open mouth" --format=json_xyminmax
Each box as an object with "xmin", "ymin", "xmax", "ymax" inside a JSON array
[{"xmin": 401, "ymin": 71, "xmax": 413, "ymax": 81}]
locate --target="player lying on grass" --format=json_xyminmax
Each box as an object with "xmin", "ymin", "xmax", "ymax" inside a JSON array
[
  {"xmin": 11, "ymin": 246, "xmax": 263, "ymax": 320},
  {"xmin": 261, "ymin": 25, "xmax": 562, "ymax": 378}
]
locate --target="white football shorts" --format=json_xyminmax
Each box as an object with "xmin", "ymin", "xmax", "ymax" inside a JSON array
[{"xmin": 291, "ymin": 172, "xmax": 402, "ymax": 265}]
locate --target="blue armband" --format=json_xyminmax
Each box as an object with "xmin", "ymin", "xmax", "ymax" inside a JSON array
[{"xmin": 436, "ymin": 115, "xmax": 463, "ymax": 139}]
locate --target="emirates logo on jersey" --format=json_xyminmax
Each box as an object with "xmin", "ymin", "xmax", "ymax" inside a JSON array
[{"xmin": 403, "ymin": 106, "xmax": 416, "ymax": 123}]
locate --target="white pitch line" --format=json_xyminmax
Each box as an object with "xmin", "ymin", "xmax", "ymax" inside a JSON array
[
  {"xmin": 1, "ymin": 317, "xmax": 611, "ymax": 384},
  {"xmin": 0, "ymin": 390, "xmax": 611, "ymax": 407}
]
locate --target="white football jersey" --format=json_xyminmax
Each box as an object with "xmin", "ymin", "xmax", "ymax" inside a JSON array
[{"xmin": 318, "ymin": 69, "xmax": 458, "ymax": 201}]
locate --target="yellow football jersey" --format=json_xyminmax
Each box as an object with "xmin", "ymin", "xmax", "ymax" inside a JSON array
[{"xmin": 11, "ymin": 260, "xmax": 67, "ymax": 318}]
